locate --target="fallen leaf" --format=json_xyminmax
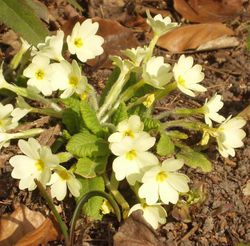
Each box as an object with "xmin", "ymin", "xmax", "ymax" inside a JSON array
[
  {"xmin": 15, "ymin": 218, "xmax": 59, "ymax": 246},
  {"xmin": 37, "ymin": 124, "xmax": 61, "ymax": 146},
  {"xmin": 0, "ymin": 30, "xmax": 20, "ymax": 56},
  {"xmin": 174, "ymin": 0, "xmax": 244, "ymax": 23},
  {"xmin": 113, "ymin": 210, "xmax": 167, "ymax": 246},
  {"xmin": 171, "ymin": 203, "xmax": 192, "ymax": 223},
  {"xmin": 0, "ymin": 204, "xmax": 59, "ymax": 246},
  {"xmin": 197, "ymin": 36, "xmax": 239, "ymax": 51},
  {"xmin": 157, "ymin": 23, "xmax": 234, "ymax": 53},
  {"xmin": 243, "ymin": 181, "xmax": 250, "ymax": 196},
  {"xmin": 238, "ymin": 103, "xmax": 250, "ymax": 120}
]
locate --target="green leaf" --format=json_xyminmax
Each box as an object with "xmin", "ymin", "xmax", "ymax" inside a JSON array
[
  {"xmin": 177, "ymin": 148, "xmax": 212, "ymax": 172},
  {"xmin": 157, "ymin": 133, "xmax": 175, "ymax": 156},
  {"xmin": 99, "ymin": 67, "xmax": 120, "ymax": 106},
  {"xmin": 166, "ymin": 130, "xmax": 188, "ymax": 140},
  {"xmin": 111, "ymin": 102, "xmax": 128, "ymax": 125},
  {"xmin": 75, "ymin": 157, "xmax": 96, "ymax": 178},
  {"xmin": 0, "ymin": 0, "xmax": 49, "ymax": 45},
  {"xmin": 80, "ymin": 101, "xmax": 102, "ymax": 135},
  {"xmin": 65, "ymin": 0, "xmax": 83, "ymax": 11},
  {"xmin": 143, "ymin": 117, "xmax": 160, "ymax": 131},
  {"xmin": 62, "ymin": 108, "xmax": 81, "ymax": 135},
  {"xmin": 75, "ymin": 156, "xmax": 108, "ymax": 178},
  {"xmin": 66, "ymin": 130, "xmax": 110, "ymax": 158},
  {"xmin": 77, "ymin": 176, "xmax": 105, "ymax": 220},
  {"xmin": 61, "ymin": 97, "xmax": 81, "ymax": 114}
]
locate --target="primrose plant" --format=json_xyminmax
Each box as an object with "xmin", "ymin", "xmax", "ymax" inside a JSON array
[{"xmin": 1, "ymin": 10, "xmax": 247, "ymax": 237}]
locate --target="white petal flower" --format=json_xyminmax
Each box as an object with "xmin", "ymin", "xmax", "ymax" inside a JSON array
[
  {"xmin": 36, "ymin": 30, "xmax": 64, "ymax": 61},
  {"xmin": 108, "ymin": 115, "xmax": 144, "ymax": 143},
  {"xmin": 0, "ymin": 103, "xmax": 17, "ymax": 132},
  {"xmin": 138, "ymin": 158, "xmax": 190, "ymax": 205},
  {"xmin": 48, "ymin": 166, "xmax": 82, "ymax": 201},
  {"xmin": 50, "ymin": 59, "xmax": 88, "ymax": 98},
  {"xmin": 129, "ymin": 203, "xmax": 167, "ymax": 229},
  {"xmin": 173, "ymin": 55, "xmax": 206, "ymax": 97},
  {"xmin": 122, "ymin": 46, "xmax": 149, "ymax": 67},
  {"xmin": 110, "ymin": 133, "xmax": 158, "ymax": 184},
  {"xmin": 9, "ymin": 138, "xmax": 59, "ymax": 191},
  {"xmin": 215, "ymin": 116, "xmax": 246, "ymax": 158},
  {"xmin": 146, "ymin": 11, "xmax": 178, "ymax": 37},
  {"xmin": 67, "ymin": 20, "xmax": 104, "ymax": 62},
  {"xmin": 142, "ymin": 56, "xmax": 172, "ymax": 89},
  {"xmin": 23, "ymin": 55, "xmax": 54, "ymax": 96},
  {"xmin": 203, "ymin": 94, "xmax": 225, "ymax": 126}
]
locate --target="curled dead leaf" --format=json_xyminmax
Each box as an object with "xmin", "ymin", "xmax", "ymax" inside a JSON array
[
  {"xmin": 174, "ymin": 0, "xmax": 244, "ymax": 23},
  {"xmin": 157, "ymin": 23, "xmax": 235, "ymax": 53},
  {"xmin": 113, "ymin": 210, "xmax": 169, "ymax": 246},
  {"xmin": 0, "ymin": 204, "xmax": 59, "ymax": 246}
]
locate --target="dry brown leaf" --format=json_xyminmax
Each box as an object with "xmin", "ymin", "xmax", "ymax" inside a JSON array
[
  {"xmin": 174, "ymin": 0, "xmax": 244, "ymax": 23},
  {"xmin": 238, "ymin": 104, "xmax": 250, "ymax": 120},
  {"xmin": 37, "ymin": 124, "xmax": 61, "ymax": 146},
  {"xmin": 113, "ymin": 211, "xmax": 169, "ymax": 246},
  {"xmin": 0, "ymin": 204, "xmax": 59, "ymax": 246},
  {"xmin": 157, "ymin": 23, "xmax": 234, "ymax": 53},
  {"xmin": 197, "ymin": 36, "xmax": 239, "ymax": 51},
  {"xmin": 15, "ymin": 218, "xmax": 59, "ymax": 246}
]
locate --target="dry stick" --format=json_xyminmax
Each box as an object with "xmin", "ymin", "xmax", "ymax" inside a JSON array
[{"xmin": 179, "ymin": 223, "xmax": 199, "ymax": 242}]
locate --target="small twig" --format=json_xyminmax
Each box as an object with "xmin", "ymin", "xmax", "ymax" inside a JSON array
[{"xmin": 179, "ymin": 223, "xmax": 199, "ymax": 242}]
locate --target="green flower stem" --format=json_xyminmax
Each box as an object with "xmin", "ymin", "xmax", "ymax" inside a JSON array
[
  {"xmin": 154, "ymin": 107, "xmax": 203, "ymax": 120},
  {"xmin": 34, "ymin": 179, "xmax": 69, "ymax": 245},
  {"xmin": 127, "ymin": 94, "xmax": 149, "ymax": 110},
  {"xmin": 100, "ymin": 79, "xmax": 146, "ymax": 123},
  {"xmin": 103, "ymin": 174, "xmax": 130, "ymax": 218},
  {"xmin": 119, "ymin": 79, "xmax": 145, "ymax": 102},
  {"xmin": 1, "ymin": 81, "xmax": 62, "ymax": 111},
  {"xmin": 97, "ymin": 70, "xmax": 130, "ymax": 120},
  {"xmin": 144, "ymin": 34, "xmax": 159, "ymax": 63},
  {"xmin": 155, "ymin": 81, "xmax": 177, "ymax": 100},
  {"xmin": 162, "ymin": 120, "xmax": 215, "ymax": 134},
  {"xmin": 31, "ymin": 107, "xmax": 62, "ymax": 118},
  {"xmin": 69, "ymin": 191, "xmax": 121, "ymax": 246},
  {"xmin": 8, "ymin": 128, "xmax": 44, "ymax": 140}
]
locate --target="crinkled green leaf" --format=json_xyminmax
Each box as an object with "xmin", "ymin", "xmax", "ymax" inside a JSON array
[
  {"xmin": 62, "ymin": 108, "xmax": 81, "ymax": 135},
  {"xmin": 177, "ymin": 148, "xmax": 212, "ymax": 172},
  {"xmin": 0, "ymin": 0, "xmax": 49, "ymax": 45},
  {"xmin": 112, "ymin": 102, "xmax": 128, "ymax": 126},
  {"xmin": 66, "ymin": 129, "xmax": 110, "ymax": 158},
  {"xmin": 157, "ymin": 133, "xmax": 175, "ymax": 156},
  {"xmin": 143, "ymin": 117, "xmax": 161, "ymax": 131},
  {"xmin": 61, "ymin": 97, "xmax": 81, "ymax": 114},
  {"xmin": 80, "ymin": 101, "xmax": 102, "ymax": 135},
  {"xmin": 75, "ymin": 157, "xmax": 96, "ymax": 178},
  {"xmin": 166, "ymin": 130, "xmax": 188, "ymax": 139},
  {"xmin": 77, "ymin": 176, "xmax": 105, "ymax": 220}
]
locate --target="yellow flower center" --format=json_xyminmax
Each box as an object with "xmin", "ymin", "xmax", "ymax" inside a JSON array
[
  {"xmin": 80, "ymin": 92, "xmax": 88, "ymax": 101},
  {"xmin": 69, "ymin": 75, "xmax": 79, "ymax": 87},
  {"xmin": 178, "ymin": 75, "xmax": 186, "ymax": 87},
  {"xmin": 35, "ymin": 159, "xmax": 45, "ymax": 171},
  {"xmin": 123, "ymin": 130, "xmax": 134, "ymax": 138},
  {"xmin": 74, "ymin": 38, "xmax": 84, "ymax": 48},
  {"xmin": 156, "ymin": 171, "xmax": 168, "ymax": 182},
  {"xmin": 35, "ymin": 69, "xmax": 45, "ymax": 80},
  {"xmin": 58, "ymin": 170, "xmax": 70, "ymax": 180},
  {"xmin": 125, "ymin": 149, "xmax": 137, "ymax": 160}
]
